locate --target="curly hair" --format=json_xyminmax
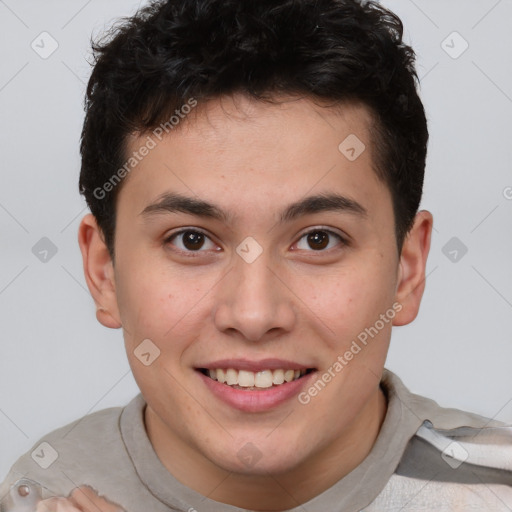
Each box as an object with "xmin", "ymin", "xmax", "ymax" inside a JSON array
[{"xmin": 79, "ymin": 0, "xmax": 428, "ymax": 258}]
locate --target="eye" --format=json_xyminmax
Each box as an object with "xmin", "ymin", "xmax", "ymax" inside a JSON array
[
  {"xmin": 164, "ymin": 227, "xmax": 348, "ymax": 256},
  {"xmin": 293, "ymin": 228, "xmax": 347, "ymax": 252},
  {"xmin": 164, "ymin": 229, "xmax": 220, "ymax": 254}
]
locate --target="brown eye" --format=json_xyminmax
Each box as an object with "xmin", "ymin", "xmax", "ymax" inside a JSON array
[
  {"xmin": 306, "ymin": 231, "xmax": 329, "ymax": 250},
  {"xmin": 295, "ymin": 228, "xmax": 346, "ymax": 252},
  {"xmin": 182, "ymin": 230, "xmax": 205, "ymax": 250},
  {"xmin": 165, "ymin": 229, "xmax": 218, "ymax": 254}
]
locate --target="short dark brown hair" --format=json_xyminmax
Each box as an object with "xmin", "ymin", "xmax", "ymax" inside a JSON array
[{"xmin": 79, "ymin": 0, "xmax": 428, "ymax": 258}]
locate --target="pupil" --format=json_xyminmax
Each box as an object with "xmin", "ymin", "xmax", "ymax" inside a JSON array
[
  {"xmin": 308, "ymin": 231, "xmax": 328, "ymax": 250},
  {"xmin": 183, "ymin": 231, "xmax": 204, "ymax": 250}
]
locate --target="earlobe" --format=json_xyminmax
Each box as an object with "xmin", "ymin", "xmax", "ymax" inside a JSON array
[
  {"xmin": 78, "ymin": 214, "xmax": 122, "ymax": 329},
  {"xmin": 393, "ymin": 210, "xmax": 433, "ymax": 326}
]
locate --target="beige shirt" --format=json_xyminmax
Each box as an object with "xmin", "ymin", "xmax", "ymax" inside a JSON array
[{"xmin": 1, "ymin": 369, "xmax": 512, "ymax": 512}]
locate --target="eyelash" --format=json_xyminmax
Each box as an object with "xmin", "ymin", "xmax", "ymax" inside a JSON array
[{"xmin": 163, "ymin": 227, "xmax": 348, "ymax": 257}]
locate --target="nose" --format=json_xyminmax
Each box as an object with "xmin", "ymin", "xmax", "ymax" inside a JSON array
[{"xmin": 213, "ymin": 249, "xmax": 296, "ymax": 342}]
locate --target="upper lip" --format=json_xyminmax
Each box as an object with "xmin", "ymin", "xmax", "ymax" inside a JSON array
[{"xmin": 196, "ymin": 358, "xmax": 316, "ymax": 372}]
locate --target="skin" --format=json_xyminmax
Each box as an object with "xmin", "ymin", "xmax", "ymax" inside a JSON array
[
  {"xmin": 36, "ymin": 486, "xmax": 123, "ymax": 511},
  {"xmin": 77, "ymin": 94, "xmax": 432, "ymax": 511}
]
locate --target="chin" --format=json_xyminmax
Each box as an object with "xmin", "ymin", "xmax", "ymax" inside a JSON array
[{"xmin": 206, "ymin": 437, "xmax": 309, "ymax": 476}]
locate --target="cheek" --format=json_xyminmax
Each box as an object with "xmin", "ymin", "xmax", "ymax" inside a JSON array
[
  {"xmin": 293, "ymin": 257, "xmax": 396, "ymax": 346},
  {"xmin": 115, "ymin": 258, "xmax": 216, "ymax": 347}
]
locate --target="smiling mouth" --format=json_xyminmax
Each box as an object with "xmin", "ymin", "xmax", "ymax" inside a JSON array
[{"xmin": 197, "ymin": 367, "xmax": 316, "ymax": 390}]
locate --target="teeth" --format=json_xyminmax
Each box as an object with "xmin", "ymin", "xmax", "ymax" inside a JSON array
[
  {"xmin": 238, "ymin": 370, "xmax": 255, "ymax": 387},
  {"xmin": 272, "ymin": 369, "xmax": 285, "ymax": 385},
  {"xmin": 217, "ymin": 369, "xmax": 226, "ymax": 384},
  {"xmin": 204, "ymin": 368, "xmax": 308, "ymax": 388},
  {"xmin": 254, "ymin": 370, "xmax": 273, "ymax": 388},
  {"xmin": 225, "ymin": 368, "xmax": 238, "ymax": 385},
  {"xmin": 284, "ymin": 369, "xmax": 295, "ymax": 382}
]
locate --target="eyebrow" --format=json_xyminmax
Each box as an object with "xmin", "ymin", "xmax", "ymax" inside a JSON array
[{"xmin": 140, "ymin": 191, "xmax": 367, "ymax": 224}]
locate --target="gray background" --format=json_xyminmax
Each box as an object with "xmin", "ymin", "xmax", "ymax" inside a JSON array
[{"xmin": 1, "ymin": 0, "xmax": 511, "ymax": 481}]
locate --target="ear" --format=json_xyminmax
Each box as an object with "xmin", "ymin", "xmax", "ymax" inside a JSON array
[
  {"xmin": 393, "ymin": 210, "xmax": 433, "ymax": 326},
  {"xmin": 78, "ymin": 213, "xmax": 122, "ymax": 329}
]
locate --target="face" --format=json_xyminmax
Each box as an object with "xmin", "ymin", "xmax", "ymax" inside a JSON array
[{"xmin": 80, "ymin": 94, "xmax": 431, "ymax": 480}]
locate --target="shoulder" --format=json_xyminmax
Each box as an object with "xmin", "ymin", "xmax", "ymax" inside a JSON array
[
  {"xmin": 0, "ymin": 394, "xmax": 145, "ymax": 504},
  {"xmin": 382, "ymin": 368, "xmax": 509, "ymax": 431},
  {"xmin": 374, "ymin": 370, "xmax": 512, "ymax": 511}
]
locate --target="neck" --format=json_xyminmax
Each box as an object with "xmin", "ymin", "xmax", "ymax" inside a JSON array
[{"xmin": 146, "ymin": 386, "xmax": 387, "ymax": 511}]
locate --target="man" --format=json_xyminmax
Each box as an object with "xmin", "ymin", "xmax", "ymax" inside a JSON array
[{"xmin": 2, "ymin": 0, "xmax": 511, "ymax": 511}]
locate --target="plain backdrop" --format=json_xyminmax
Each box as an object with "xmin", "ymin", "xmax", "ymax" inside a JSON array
[{"xmin": 1, "ymin": 0, "xmax": 511, "ymax": 482}]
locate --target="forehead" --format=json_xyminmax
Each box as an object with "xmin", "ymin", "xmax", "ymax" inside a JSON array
[
  {"xmin": 119, "ymin": 94, "xmax": 390, "ymax": 226},
  {"xmin": 143, "ymin": 94, "xmax": 376, "ymax": 161}
]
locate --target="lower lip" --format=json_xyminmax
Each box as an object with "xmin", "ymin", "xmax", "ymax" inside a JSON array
[{"xmin": 197, "ymin": 370, "xmax": 317, "ymax": 412}]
